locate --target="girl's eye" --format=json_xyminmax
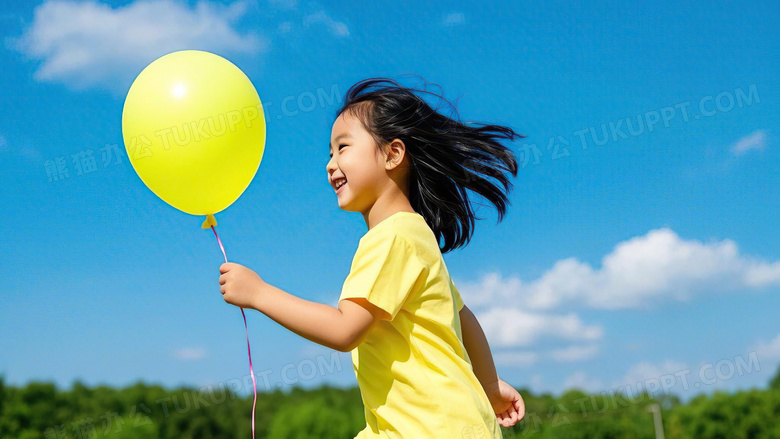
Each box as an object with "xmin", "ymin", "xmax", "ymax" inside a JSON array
[{"xmin": 329, "ymin": 145, "xmax": 348, "ymax": 159}]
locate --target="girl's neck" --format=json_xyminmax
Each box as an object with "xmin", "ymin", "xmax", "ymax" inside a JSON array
[{"xmin": 362, "ymin": 200, "xmax": 416, "ymax": 231}]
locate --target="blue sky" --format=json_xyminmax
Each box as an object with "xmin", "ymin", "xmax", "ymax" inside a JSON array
[{"xmin": 1, "ymin": 0, "xmax": 778, "ymax": 406}]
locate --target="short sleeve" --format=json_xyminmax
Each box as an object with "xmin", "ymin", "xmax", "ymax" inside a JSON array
[
  {"xmin": 450, "ymin": 278, "xmax": 465, "ymax": 312},
  {"xmin": 339, "ymin": 232, "xmax": 427, "ymax": 321}
]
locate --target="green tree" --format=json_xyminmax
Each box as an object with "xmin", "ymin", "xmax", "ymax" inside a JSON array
[
  {"xmin": 770, "ymin": 364, "xmax": 780, "ymax": 390},
  {"xmin": 2, "ymin": 377, "xmax": 780, "ymax": 438},
  {"xmin": 666, "ymin": 389, "xmax": 780, "ymax": 439}
]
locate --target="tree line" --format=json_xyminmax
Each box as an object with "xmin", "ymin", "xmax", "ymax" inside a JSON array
[{"xmin": 1, "ymin": 365, "xmax": 778, "ymax": 438}]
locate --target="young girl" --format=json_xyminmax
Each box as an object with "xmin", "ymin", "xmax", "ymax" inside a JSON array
[{"xmin": 219, "ymin": 77, "xmax": 526, "ymax": 438}]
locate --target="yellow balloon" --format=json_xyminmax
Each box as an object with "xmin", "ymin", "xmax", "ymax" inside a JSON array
[{"xmin": 122, "ymin": 50, "xmax": 265, "ymax": 224}]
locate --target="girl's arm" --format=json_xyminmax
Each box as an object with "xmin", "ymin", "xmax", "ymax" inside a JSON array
[
  {"xmin": 219, "ymin": 262, "xmax": 382, "ymax": 352},
  {"xmin": 459, "ymin": 304, "xmax": 500, "ymax": 390},
  {"xmin": 255, "ymin": 284, "xmax": 381, "ymax": 352}
]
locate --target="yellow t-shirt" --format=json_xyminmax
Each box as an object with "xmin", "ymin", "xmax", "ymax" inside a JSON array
[{"xmin": 339, "ymin": 211, "xmax": 502, "ymax": 439}]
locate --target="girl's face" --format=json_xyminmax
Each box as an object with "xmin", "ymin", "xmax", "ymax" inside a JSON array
[{"xmin": 326, "ymin": 112, "xmax": 392, "ymax": 213}]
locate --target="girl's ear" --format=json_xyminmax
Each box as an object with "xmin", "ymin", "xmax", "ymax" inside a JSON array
[{"xmin": 385, "ymin": 138, "xmax": 406, "ymax": 170}]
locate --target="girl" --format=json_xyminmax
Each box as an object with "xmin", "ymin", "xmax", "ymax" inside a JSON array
[{"xmin": 219, "ymin": 76, "xmax": 526, "ymax": 438}]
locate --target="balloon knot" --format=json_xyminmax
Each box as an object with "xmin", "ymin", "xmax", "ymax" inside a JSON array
[{"xmin": 202, "ymin": 214, "xmax": 217, "ymax": 229}]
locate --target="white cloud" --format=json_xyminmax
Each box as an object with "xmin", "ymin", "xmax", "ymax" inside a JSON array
[
  {"xmin": 493, "ymin": 351, "xmax": 539, "ymax": 367},
  {"xmin": 443, "ymin": 12, "xmax": 465, "ymax": 27},
  {"xmin": 454, "ymin": 272, "xmax": 521, "ymax": 309},
  {"xmin": 459, "ymin": 228, "xmax": 780, "ymax": 311},
  {"xmin": 303, "ymin": 11, "xmax": 349, "ymax": 37},
  {"xmin": 752, "ymin": 333, "xmax": 780, "ymax": 360},
  {"xmin": 528, "ymin": 374, "xmax": 545, "ymax": 391},
  {"xmin": 456, "ymin": 228, "xmax": 780, "ymax": 369},
  {"xmin": 550, "ymin": 344, "xmax": 600, "ymax": 362},
  {"xmin": 742, "ymin": 259, "xmax": 780, "ymax": 287},
  {"xmin": 491, "ymin": 344, "xmax": 600, "ymax": 368},
  {"xmin": 619, "ymin": 360, "xmax": 688, "ymax": 389},
  {"xmin": 562, "ymin": 371, "xmax": 605, "ymax": 393},
  {"xmin": 731, "ymin": 130, "xmax": 767, "ymax": 156},
  {"xmin": 172, "ymin": 347, "xmax": 207, "ymax": 360},
  {"xmin": 13, "ymin": 0, "xmax": 265, "ymax": 91},
  {"xmin": 476, "ymin": 308, "xmax": 603, "ymax": 347},
  {"xmin": 561, "ymin": 359, "xmax": 688, "ymax": 396}
]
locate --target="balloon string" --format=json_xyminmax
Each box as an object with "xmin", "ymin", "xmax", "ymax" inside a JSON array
[{"xmin": 212, "ymin": 224, "xmax": 257, "ymax": 439}]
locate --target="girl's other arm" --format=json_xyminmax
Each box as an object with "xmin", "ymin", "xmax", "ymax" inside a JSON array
[
  {"xmin": 459, "ymin": 304, "xmax": 499, "ymax": 389},
  {"xmin": 460, "ymin": 303, "xmax": 525, "ymax": 427}
]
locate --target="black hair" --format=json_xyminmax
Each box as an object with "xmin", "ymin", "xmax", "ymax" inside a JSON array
[{"xmin": 335, "ymin": 75, "xmax": 524, "ymax": 254}]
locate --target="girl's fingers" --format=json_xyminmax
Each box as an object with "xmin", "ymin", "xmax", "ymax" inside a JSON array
[
  {"xmin": 502, "ymin": 410, "xmax": 514, "ymax": 427},
  {"xmin": 516, "ymin": 408, "xmax": 525, "ymax": 420}
]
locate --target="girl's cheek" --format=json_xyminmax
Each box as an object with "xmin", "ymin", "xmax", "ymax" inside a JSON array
[{"xmin": 341, "ymin": 156, "xmax": 357, "ymax": 177}]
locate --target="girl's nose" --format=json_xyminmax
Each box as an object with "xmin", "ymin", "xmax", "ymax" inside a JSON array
[{"xmin": 326, "ymin": 155, "xmax": 336, "ymax": 173}]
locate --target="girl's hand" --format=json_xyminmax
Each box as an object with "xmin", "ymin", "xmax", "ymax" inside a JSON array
[
  {"xmin": 485, "ymin": 378, "xmax": 525, "ymax": 428},
  {"xmin": 218, "ymin": 262, "xmax": 266, "ymax": 310}
]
